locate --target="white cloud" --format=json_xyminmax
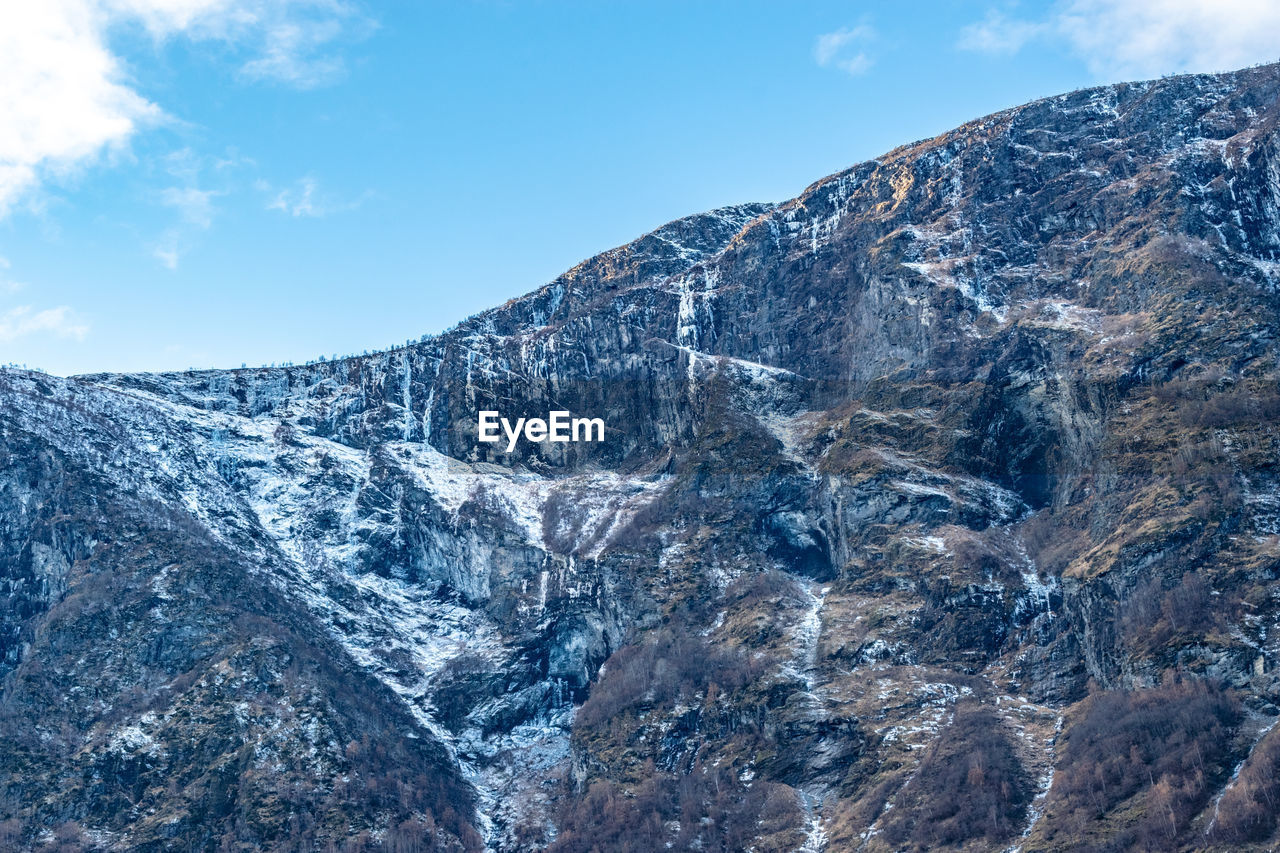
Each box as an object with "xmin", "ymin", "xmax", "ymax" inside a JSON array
[
  {"xmin": 0, "ymin": 0, "xmax": 366, "ymax": 216},
  {"xmin": 959, "ymin": 0, "xmax": 1280, "ymax": 79},
  {"xmin": 0, "ymin": 305, "xmax": 89, "ymax": 343},
  {"xmin": 814, "ymin": 25, "xmax": 876, "ymax": 76},
  {"xmin": 0, "ymin": 3, "xmax": 159, "ymax": 217},
  {"xmin": 1059, "ymin": 0, "xmax": 1280, "ymax": 77}
]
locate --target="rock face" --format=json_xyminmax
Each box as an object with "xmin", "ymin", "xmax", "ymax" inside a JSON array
[{"xmin": 5, "ymin": 63, "xmax": 1280, "ymax": 851}]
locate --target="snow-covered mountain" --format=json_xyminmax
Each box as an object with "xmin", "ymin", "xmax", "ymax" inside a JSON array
[{"xmin": 4, "ymin": 63, "xmax": 1280, "ymax": 851}]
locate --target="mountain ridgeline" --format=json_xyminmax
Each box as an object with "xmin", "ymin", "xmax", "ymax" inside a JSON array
[{"xmin": 4, "ymin": 63, "xmax": 1280, "ymax": 851}]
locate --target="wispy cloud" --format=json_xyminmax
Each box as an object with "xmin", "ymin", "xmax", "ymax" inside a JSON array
[
  {"xmin": 0, "ymin": 256, "xmax": 88, "ymax": 339},
  {"xmin": 262, "ymin": 176, "xmax": 366, "ymax": 218},
  {"xmin": 0, "ymin": 0, "xmax": 370, "ymax": 217},
  {"xmin": 159, "ymin": 186, "xmax": 220, "ymax": 228},
  {"xmin": 268, "ymin": 176, "xmax": 323, "ymax": 217},
  {"xmin": 958, "ymin": 11, "xmax": 1045, "ymax": 55},
  {"xmin": 959, "ymin": 0, "xmax": 1280, "ymax": 78},
  {"xmin": 148, "ymin": 147, "xmax": 231, "ymax": 267},
  {"xmin": 0, "ymin": 305, "xmax": 88, "ymax": 343},
  {"xmin": 152, "ymin": 231, "xmax": 183, "ymax": 269},
  {"xmin": 814, "ymin": 25, "xmax": 876, "ymax": 76},
  {"xmin": 0, "ymin": 257, "xmax": 26, "ymax": 295},
  {"xmin": 241, "ymin": 13, "xmax": 361, "ymax": 89}
]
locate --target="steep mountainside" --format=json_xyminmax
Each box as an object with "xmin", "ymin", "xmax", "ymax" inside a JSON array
[{"xmin": 4, "ymin": 63, "xmax": 1280, "ymax": 851}]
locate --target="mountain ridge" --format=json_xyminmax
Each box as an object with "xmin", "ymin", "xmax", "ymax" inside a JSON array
[{"xmin": 3, "ymin": 61, "xmax": 1280, "ymax": 851}]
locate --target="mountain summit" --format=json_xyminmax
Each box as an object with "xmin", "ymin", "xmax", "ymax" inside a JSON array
[{"xmin": 4, "ymin": 62, "xmax": 1280, "ymax": 851}]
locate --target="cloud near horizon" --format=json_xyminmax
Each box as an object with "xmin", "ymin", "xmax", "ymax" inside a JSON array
[
  {"xmin": 0, "ymin": 305, "xmax": 89, "ymax": 344},
  {"xmin": 960, "ymin": 0, "xmax": 1280, "ymax": 79},
  {"xmin": 0, "ymin": 255, "xmax": 88, "ymax": 343}
]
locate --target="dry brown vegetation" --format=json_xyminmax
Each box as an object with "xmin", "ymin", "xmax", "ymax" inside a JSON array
[
  {"xmin": 1119, "ymin": 572, "xmax": 1220, "ymax": 655},
  {"xmin": 548, "ymin": 762, "xmax": 803, "ymax": 853},
  {"xmin": 878, "ymin": 702, "xmax": 1032, "ymax": 850},
  {"xmin": 1206, "ymin": 720, "xmax": 1280, "ymax": 845},
  {"xmin": 574, "ymin": 627, "xmax": 766, "ymax": 732},
  {"xmin": 1036, "ymin": 677, "xmax": 1241, "ymax": 851}
]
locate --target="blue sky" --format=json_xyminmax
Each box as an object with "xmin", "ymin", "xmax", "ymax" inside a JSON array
[{"xmin": 1, "ymin": 0, "xmax": 1277, "ymax": 376}]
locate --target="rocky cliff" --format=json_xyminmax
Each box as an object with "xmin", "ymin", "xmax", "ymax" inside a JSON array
[{"xmin": 4, "ymin": 62, "xmax": 1280, "ymax": 852}]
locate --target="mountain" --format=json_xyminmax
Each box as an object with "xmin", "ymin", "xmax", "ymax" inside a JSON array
[{"xmin": 4, "ymin": 62, "xmax": 1280, "ymax": 852}]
